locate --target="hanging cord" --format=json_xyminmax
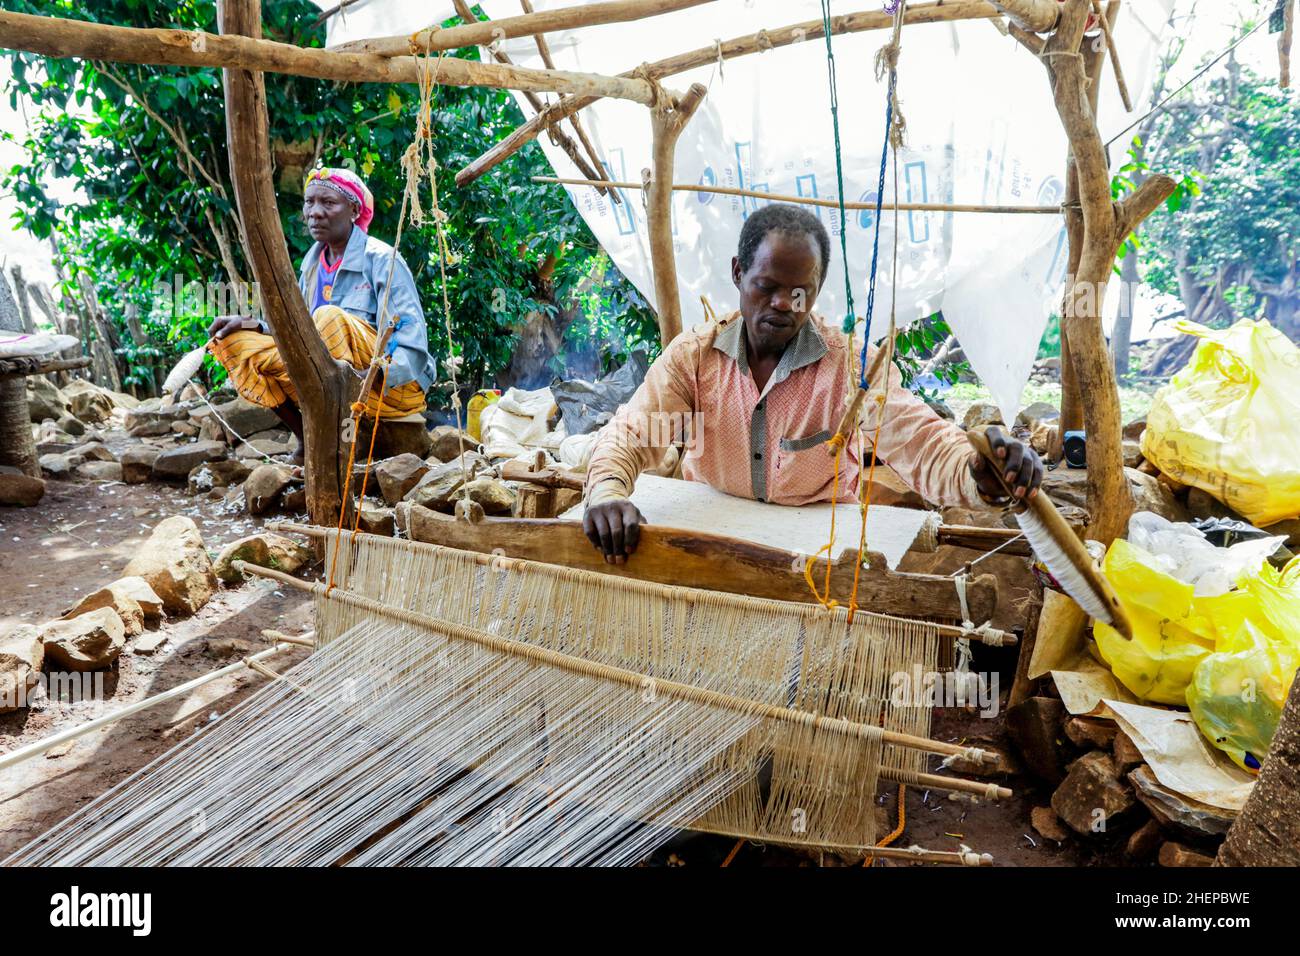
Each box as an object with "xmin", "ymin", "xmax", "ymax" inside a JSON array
[
  {"xmin": 828, "ymin": 0, "xmax": 908, "ymax": 618},
  {"xmin": 413, "ymin": 48, "xmax": 472, "ymax": 498},
  {"xmin": 326, "ymin": 52, "xmax": 446, "ymax": 591},
  {"xmin": 819, "ymin": 0, "xmax": 857, "ymax": 331}
]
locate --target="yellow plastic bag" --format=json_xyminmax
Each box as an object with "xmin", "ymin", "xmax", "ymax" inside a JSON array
[
  {"xmin": 1142, "ymin": 319, "xmax": 1300, "ymax": 526},
  {"xmin": 465, "ymin": 389, "xmax": 501, "ymax": 442},
  {"xmin": 1186, "ymin": 621, "xmax": 1299, "ymax": 772},
  {"xmin": 1094, "ymin": 539, "xmax": 1217, "ymax": 705}
]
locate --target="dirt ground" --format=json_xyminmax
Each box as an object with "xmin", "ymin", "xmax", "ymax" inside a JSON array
[
  {"xmin": 2, "ymin": 478, "xmax": 1093, "ymax": 867},
  {"xmin": 0, "ymin": 478, "xmax": 313, "ymax": 854}
]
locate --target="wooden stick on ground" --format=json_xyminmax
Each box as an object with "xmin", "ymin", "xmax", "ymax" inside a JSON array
[
  {"xmin": 533, "ymin": 176, "xmax": 1063, "ymax": 214},
  {"xmin": 0, "ymin": 642, "xmax": 302, "ymax": 773},
  {"xmin": 645, "ymin": 82, "xmax": 708, "ymax": 344}
]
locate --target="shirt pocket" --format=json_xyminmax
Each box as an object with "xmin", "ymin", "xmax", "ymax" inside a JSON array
[
  {"xmin": 774, "ymin": 428, "xmax": 838, "ymax": 503},
  {"xmin": 338, "ymin": 286, "xmax": 378, "ymax": 325},
  {"xmin": 778, "ymin": 429, "xmax": 832, "ymax": 453}
]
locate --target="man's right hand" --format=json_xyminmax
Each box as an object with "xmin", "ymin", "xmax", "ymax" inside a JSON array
[
  {"xmin": 207, "ymin": 315, "xmax": 256, "ymax": 340},
  {"xmin": 583, "ymin": 499, "xmax": 645, "ymax": 565}
]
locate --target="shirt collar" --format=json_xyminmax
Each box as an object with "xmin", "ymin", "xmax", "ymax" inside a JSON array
[
  {"xmin": 309, "ymin": 225, "xmax": 367, "ymax": 275},
  {"xmin": 713, "ymin": 313, "xmax": 830, "ymax": 393}
]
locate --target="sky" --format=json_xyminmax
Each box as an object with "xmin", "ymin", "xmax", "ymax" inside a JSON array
[{"xmin": 0, "ymin": 0, "xmax": 1291, "ymax": 337}]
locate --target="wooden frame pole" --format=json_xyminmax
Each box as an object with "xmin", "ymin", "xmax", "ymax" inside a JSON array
[
  {"xmin": 645, "ymin": 82, "xmax": 707, "ymax": 344},
  {"xmin": 448, "ymin": 0, "xmax": 610, "ymax": 191},
  {"xmin": 218, "ymin": 0, "xmax": 354, "ymax": 529},
  {"xmin": 533, "ymin": 175, "xmax": 1064, "ymax": 214},
  {"xmin": 0, "ymin": 9, "xmax": 663, "ymax": 104},
  {"xmin": 335, "ymin": 0, "xmax": 717, "ymax": 57},
  {"xmin": 457, "ymin": 0, "xmax": 1006, "ymax": 185},
  {"xmin": 518, "ymin": 0, "xmax": 612, "ymax": 195}
]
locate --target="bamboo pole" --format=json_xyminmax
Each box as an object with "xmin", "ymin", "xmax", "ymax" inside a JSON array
[
  {"xmin": 533, "ymin": 175, "xmax": 1064, "ymax": 214},
  {"xmin": 0, "ymin": 9, "xmax": 662, "ymax": 105},
  {"xmin": 335, "ymin": 0, "xmax": 716, "ymax": 57},
  {"xmin": 236, "ymin": 558, "xmax": 1009, "ymax": 781},
  {"xmin": 457, "ymin": 0, "xmax": 1006, "ymax": 185},
  {"xmin": 0, "ymin": 643, "xmax": 300, "ymax": 773},
  {"xmin": 645, "ymin": 83, "xmax": 708, "ymax": 343}
]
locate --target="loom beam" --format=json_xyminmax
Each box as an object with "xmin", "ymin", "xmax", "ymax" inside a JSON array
[{"xmin": 398, "ymin": 505, "xmax": 1003, "ymax": 626}]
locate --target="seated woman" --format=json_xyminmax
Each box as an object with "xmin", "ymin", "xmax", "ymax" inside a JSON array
[{"xmin": 207, "ymin": 166, "xmax": 437, "ymax": 446}]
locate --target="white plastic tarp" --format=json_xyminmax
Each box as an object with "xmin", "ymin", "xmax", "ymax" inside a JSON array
[{"xmin": 313, "ymin": 0, "xmax": 1173, "ymax": 421}]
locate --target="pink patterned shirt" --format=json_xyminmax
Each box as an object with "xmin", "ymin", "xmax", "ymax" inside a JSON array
[{"xmin": 585, "ymin": 312, "xmax": 984, "ymax": 509}]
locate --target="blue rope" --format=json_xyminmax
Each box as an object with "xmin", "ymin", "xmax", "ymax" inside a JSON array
[
  {"xmin": 819, "ymin": 0, "xmax": 855, "ymax": 331},
  {"xmin": 859, "ymin": 69, "xmax": 895, "ymax": 389}
]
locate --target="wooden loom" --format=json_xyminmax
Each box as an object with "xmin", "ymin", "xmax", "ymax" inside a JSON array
[{"xmin": 7, "ymin": 522, "xmax": 1011, "ymax": 867}]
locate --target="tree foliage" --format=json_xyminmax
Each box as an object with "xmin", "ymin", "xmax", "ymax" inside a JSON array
[
  {"xmin": 2, "ymin": 0, "xmax": 658, "ymax": 395},
  {"xmin": 1136, "ymin": 55, "xmax": 1300, "ymax": 337}
]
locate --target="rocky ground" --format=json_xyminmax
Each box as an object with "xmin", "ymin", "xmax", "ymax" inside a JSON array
[{"xmin": 0, "ymin": 367, "xmax": 1279, "ymax": 867}]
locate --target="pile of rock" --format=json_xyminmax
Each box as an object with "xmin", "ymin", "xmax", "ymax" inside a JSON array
[
  {"xmin": 0, "ymin": 515, "xmax": 313, "ymax": 715},
  {"xmin": 1007, "ymin": 697, "xmax": 1227, "ymax": 866}
]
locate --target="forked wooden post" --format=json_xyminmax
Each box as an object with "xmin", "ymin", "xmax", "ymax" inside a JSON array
[
  {"xmin": 218, "ymin": 0, "xmax": 353, "ymax": 530},
  {"xmin": 644, "ymin": 82, "xmax": 707, "ymax": 344},
  {"xmin": 1032, "ymin": 0, "xmax": 1176, "ymax": 543}
]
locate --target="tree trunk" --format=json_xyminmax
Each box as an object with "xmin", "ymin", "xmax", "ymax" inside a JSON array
[
  {"xmin": 644, "ymin": 82, "xmax": 706, "ymax": 345},
  {"xmin": 1216, "ymin": 672, "xmax": 1300, "ymax": 866},
  {"xmin": 1112, "ymin": 248, "xmax": 1139, "ymax": 380},
  {"xmin": 1040, "ymin": 0, "xmax": 1176, "ymax": 544},
  {"xmin": 0, "ymin": 273, "xmax": 40, "ymax": 478},
  {"xmin": 8, "ymin": 265, "xmax": 36, "ymax": 334},
  {"xmin": 219, "ymin": 0, "xmax": 352, "ymax": 529}
]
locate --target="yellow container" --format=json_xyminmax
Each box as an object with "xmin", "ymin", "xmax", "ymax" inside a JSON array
[{"xmin": 466, "ymin": 389, "xmax": 501, "ymax": 442}]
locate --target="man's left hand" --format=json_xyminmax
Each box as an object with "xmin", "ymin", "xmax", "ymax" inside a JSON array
[{"xmin": 968, "ymin": 427, "xmax": 1044, "ymax": 502}]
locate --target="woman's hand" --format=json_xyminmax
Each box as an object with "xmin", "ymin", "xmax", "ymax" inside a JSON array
[{"xmin": 207, "ymin": 315, "xmax": 258, "ymax": 340}]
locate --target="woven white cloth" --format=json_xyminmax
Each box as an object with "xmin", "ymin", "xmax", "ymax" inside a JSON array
[{"xmin": 559, "ymin": 472, "xmax": 937, "ymax": 568}]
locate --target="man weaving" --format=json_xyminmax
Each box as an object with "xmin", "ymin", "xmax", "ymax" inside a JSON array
[{"xmin": 583, "ymin": 204, "xmax": 1044, "ymax": 564}]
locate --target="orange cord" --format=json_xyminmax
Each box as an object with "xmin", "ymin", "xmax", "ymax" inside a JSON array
[
  {"xmin": 326, "ymin": 361, "xmax": 389, "ymax": 592},
  {"xmin": 720, "ymin": 839, "xmax": 745, "ymax": 867},
  {"xmin": 804, "ymin": 435, "xmax": 845, "ymax": 609},
  {"xmin": 350, "ymin": 362, "xmax": 389, "ymax": 540},
  {"xmin": 864, "ymin": 784, "xmax": 907, "ymax": 867},
  {"xmin": 847, "ymin": 394, "xmax": 888, "ymax": 623}
]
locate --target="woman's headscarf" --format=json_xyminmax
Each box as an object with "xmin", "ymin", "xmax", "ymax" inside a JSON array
[{"xmin": 304, "ymin": 165, "xmax": 375, "ymax": 233}]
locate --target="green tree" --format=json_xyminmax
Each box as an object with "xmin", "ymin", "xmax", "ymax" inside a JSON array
[
  {"xmin": 2, "ymin": 0, "xmax": 657, "ymax": 396},
  {"xmin": 1138, "ymin": 53, "xmax": 1300, "ymax": 339}
]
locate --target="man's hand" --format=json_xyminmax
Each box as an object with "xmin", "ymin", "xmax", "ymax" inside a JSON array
[
  {"xmin": 207, "ymin": 315, "xmax": 257, "ymax": 340},
  {"xmin": 583, "ymin": 499, "xmax": 645, "ymax": 565},
  {"xmin": 969, "ymin": 427, "xmax": 1044, "ymax": 501}
]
